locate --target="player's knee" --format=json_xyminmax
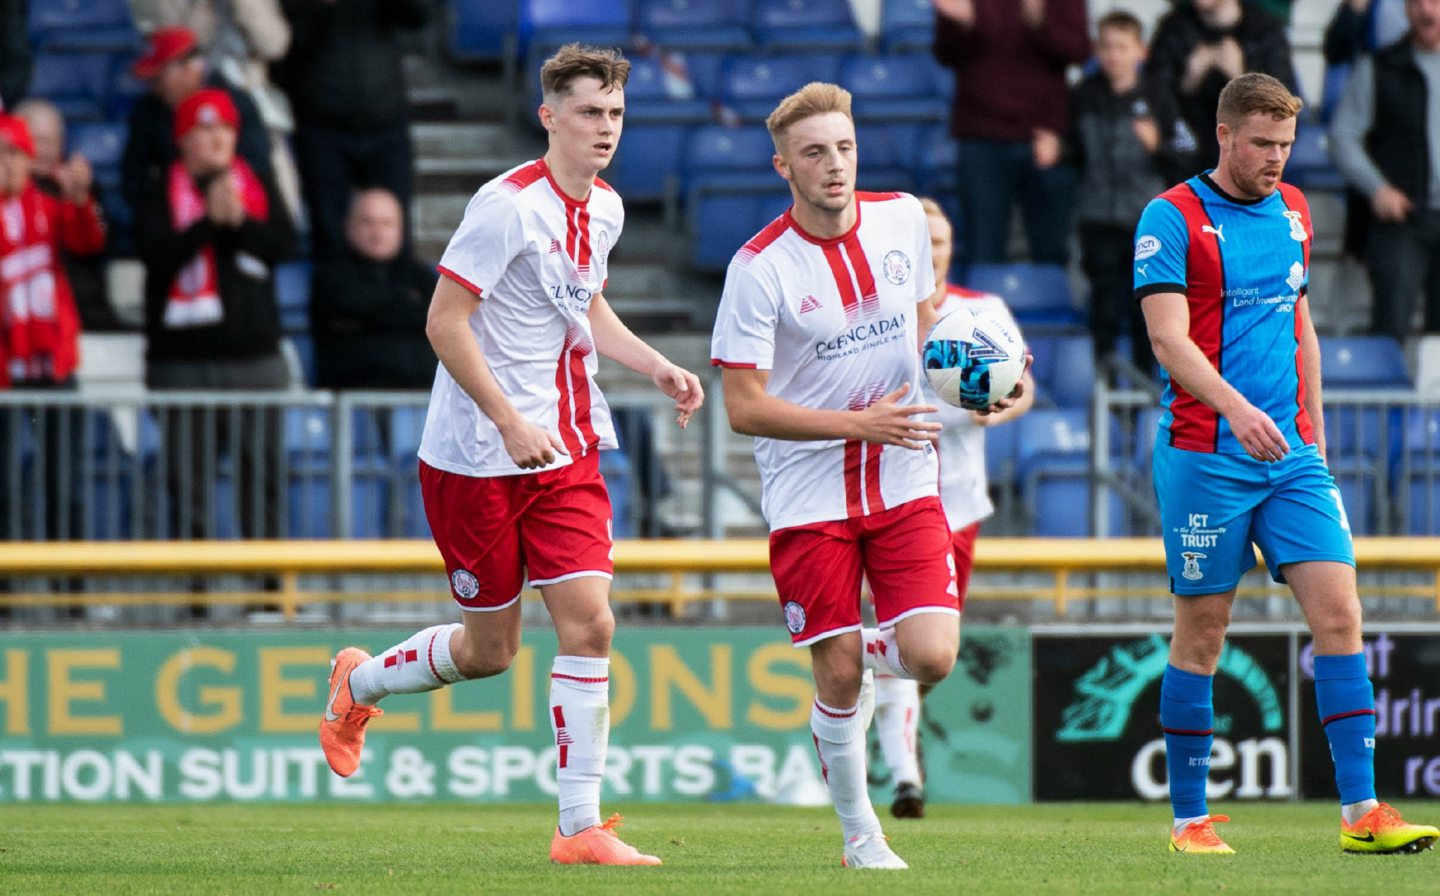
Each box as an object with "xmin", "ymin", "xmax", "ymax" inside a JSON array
[
  {"xmin": 903, "ymin": 648, "xmax": 955, "ymax": 687},
  {"xmin": 555, "ymin": 606, "xmax": 615, "ymax": 656},
  {"xmin": 1309, "ymin": 599, "xmax": 1363, "ymax": 651},
  {"xmin": 453, "ymin": 629, "xmax": 519, "ymax": 679}
]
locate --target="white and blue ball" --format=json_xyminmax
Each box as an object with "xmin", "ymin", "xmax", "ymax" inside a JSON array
[{"xmin": 922, "ymin": 306, "xmax": 1027, "ymax": 410}]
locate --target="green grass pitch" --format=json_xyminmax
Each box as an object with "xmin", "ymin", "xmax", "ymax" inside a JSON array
[{"xmin": 2, "ymin": 802, "xmax": 1435, "ymax": 895}]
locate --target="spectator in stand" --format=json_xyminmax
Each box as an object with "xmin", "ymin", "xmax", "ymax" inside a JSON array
[
  {"xmin": 0, "ymin": 0, "xmax": 30, "ymax": 109},
  {"xmin": 1066, "ymin": 10, "xmax": 1198, "ymax": 379},
  {"xmin": 932, "ymin": 0, "xmax": 1091, "ymax": 267},
  {"xmin": 122, "ymin": 26, "xmax": 272, "ymax": 221},
  {"xmin": 136, "ymin": 89, "xmax": 295, "ymax": 540},
  {"xmin": 1331, "ymin": 0, "xmax": 1440, "ymax": 344},
  {"xmin": 274, "ymin": 0, "xmax": 429, "ymax": 261},
  {"xmin": 1147, "ymin": 0, "xmax": 1297, "ymax": 169},
  {"xmin": 14, "ymin": 100, "xmax": 124, "ymax": 331},
  {"xmin": 127, "ymin": 1, "xmax": 303, "ymax": 224},
  {"xmin": 0, "ymin": 113, "xmax": 106, "ymax": 541},
  {"xmin": 310, "ymin": 187, "xmax": 436, "ymax": 389}
]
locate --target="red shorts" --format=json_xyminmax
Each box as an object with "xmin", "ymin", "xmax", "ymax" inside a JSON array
[
  {"xmin": 769, "ymin": 496, "xmax": 959, "ymax": 646},
  {"xmin": 951, "ymin": 521, "xmax": 979, "ymax": 612},
  {"xmin": 419, "ymin": 451, "xmax": 614, "ymax": 611}
]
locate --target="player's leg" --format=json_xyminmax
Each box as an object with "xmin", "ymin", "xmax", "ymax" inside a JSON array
[
  {"xmin": 319, "ymin": 462, "xmax": 526, "ymax": 777},
  {"xmin": 872, "ymin": 674, "xmax": 924, "ymax": 818},
  {"xmin": 1154, "ymin": 443, "xmax": 1262, "ymax": 854},
  {"xmin": 525, "ymin": 452, "xmax": 659, "ymax": 865},
  {"xmin": 861, "ymin": 498, "xmax": 960, "ymax": 685},
  {"xmin": 1256, "ymin": 453, "xmax": 1436, "ymax": 852}
]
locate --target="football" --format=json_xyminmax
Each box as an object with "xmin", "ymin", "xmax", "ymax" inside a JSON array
[{"xmin": 922, "ymin": 306, "xmax": 1027, "ymax": 410}]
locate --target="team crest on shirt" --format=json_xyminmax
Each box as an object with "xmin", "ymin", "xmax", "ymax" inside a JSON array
[
  {"xmin": 451, "ymin": 569, "xmax": 480, "ymax": 600},
  {"xmin": 882, "ymin": 250, "xmax": 911, "ymax": 285},
  {"xmin": 1135, "ymin": 235, "xmax": 1162, "ymax": 260},
  {"xmin": 1181, "ymin": 552, "xmax": 1206, "ymax": 581},
  {"xmin": 1283, "ymin": 210, "xmax": 1307, "ymax": 242},
  {"xmin": 783, "ymin": 601, "xmax": 807, "ymax": 634}
]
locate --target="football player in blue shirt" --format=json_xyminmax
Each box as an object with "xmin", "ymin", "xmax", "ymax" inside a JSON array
[{"xmin": 1134, "ymin": 72, "xmax": 1437, "ymax": 855}]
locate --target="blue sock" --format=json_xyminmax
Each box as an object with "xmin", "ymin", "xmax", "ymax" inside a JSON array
[
  {"xmin": 1160, "ymin": 664, "xmax": 1213, "ymax": 819},
  {"xmin": 1314, "ymin": 652, "xmax": 1377, "ymax": 806}
]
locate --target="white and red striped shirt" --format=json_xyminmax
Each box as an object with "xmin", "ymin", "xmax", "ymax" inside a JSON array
[
  {"xmin": 928, "ymin": 285, "xmax": 1018, "ymax": 530},
  {"xmin": 421, "ymin": 159, "xmax": 621, "ymax": 477},
  {"xmin": 710, "ymin": 192, "xmax": 938, "ymax": 531}
]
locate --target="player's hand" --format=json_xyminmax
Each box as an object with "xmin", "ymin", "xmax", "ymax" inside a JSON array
[
  {"xmin": 933, "ymin": 0, "xmax": 975, "ymax": 27},
  {"xmin": 1227, "ymin": 403, "xmax": 1289, "ymax": 463},
  {"xmin": 500, "ymin": 418, "xmax": 569, "ymax": 470},
  {"xmin": 974, "ymin": 351, "xmax": 1032, "ymax": 418},
  {"xmin": 854, "ymin": 383, "xmax": 941, "ymax": 449},
  {"xmin": 1372, "ymin": 184, "xmax": 1413, "ymax": 222},
  {"xmin": 650, "ymin": 360, "xmax": 704, "ymax": 429}
]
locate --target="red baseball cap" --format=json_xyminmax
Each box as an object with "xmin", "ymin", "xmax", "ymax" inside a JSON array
[
  {"xmin": 133, "ymin": 26, "xmax": 199, "ymax": 79},
  {"xmin": 0, "ymin": 114, "xmax": 36, "ymax": 158},
  {"xmin": 174, "ymin": 89, "xmax": 239, "ymax": 141}
]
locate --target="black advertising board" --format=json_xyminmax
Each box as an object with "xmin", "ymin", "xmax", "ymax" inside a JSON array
[
  {"xmin": 1033, "ymin": 632, "xmax": 1293, "ymax": 802},
  {"xmin": 1298, "ymin": 631, "xmax": 1440, "ymax": 801}
]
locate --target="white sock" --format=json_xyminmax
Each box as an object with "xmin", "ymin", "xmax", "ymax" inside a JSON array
[
  {"xmin": 551, "ymin": 655, "xmax": 610, "ymax": 836},
  {"xmin": 1173, "ymin": 814, "xmax": 1209, "ymax": 834},
  {"xmin": 811, "ymin": 697, "xmax": 884, "ymax": 841},
  {"xmin": 348, "ymin": 623, "xmax": 464, "ymax": 705},
  {"xmin": 1342, "ymin": 799, "xmax": 1379, "ymax": 825},
  {"xmin": 861, "ymin": 627, "xmax": 912, "ymax": 679},
  {"xmin": 874, "ymin": 675, "xmax": 922, "ymax": 786}
]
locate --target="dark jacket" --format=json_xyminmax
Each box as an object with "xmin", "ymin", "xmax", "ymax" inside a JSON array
[
  {"xmin": 137, "ymin": 165, "xmax": 296, "ymax": 364},
  {"xmin": 0, "ymin": 0, "xmax": 31, "ymax": 106},
  {"xmin": 1066, "ymin": 71, "xmax": 1200, "ymax": 228},
  {"xmin": 931, "ymin": 0, "xmax": 1091, "ymax": 142},
  {"xmin": 275, "ymin": 0, "xmax": 429, "ymax": 133},
  {"xmin": 1366, "ymin": 39, "xmax": 1432, "ymax": 207},
  {"xmin": 1147, "ymin": 2, "xmax": 1298, "ymax": 166},
  {"xmin": 310, "ymin": 250, "xmax": 437, "ymax": 389},
  {"xmin": 120, "ymin": 75, "xmax": 273, "ymax": 215}
]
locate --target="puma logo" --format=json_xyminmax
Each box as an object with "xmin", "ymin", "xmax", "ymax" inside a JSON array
[{"xmin": 1202, "ymin": 224, "xmax": 1225, "ymax": 242}]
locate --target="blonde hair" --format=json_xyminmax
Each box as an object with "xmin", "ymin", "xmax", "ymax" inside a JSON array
[
  {"xmin": 765, "ymin": 82, "xmax": 853, "ymax": 145},
  {"xmin": 1216, "ymin": 72, "xmax": 1303, "ymax": 127},
  {"xmin": 540, "ymin": 43, "xmax": 630, "ymax": 102}
]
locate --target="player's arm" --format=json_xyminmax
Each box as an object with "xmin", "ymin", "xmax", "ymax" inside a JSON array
[
  {"xmin": 1141, "ymin": 291, "xmax": 1290, "ymax": 462},
  {"xmin": 1297, "ymin": 293, "xmax": 1327, "ymax": 462},
  {"xmin": 425, "ymin": 275, "xmax": 566, "ymax": 469},
  {"xmin": 719, "ymin": 367, "xmax": 939, "ymax": 449},
  {"xmin": 587, "ymin": 291, "xmax": 703, "ymax": 428}
]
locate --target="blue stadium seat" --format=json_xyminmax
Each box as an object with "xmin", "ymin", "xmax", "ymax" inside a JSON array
[
  {"xmin": 620, "ymin": 56, "xmax": 713, "ymax": 124},
  {"xmin": 1044, "ymin": 334, "xmax": 1096, "ymax": 409},
  {"xmin": 752, "ymin": 0, "xmax": 864, "ymax": 52},
  {"xmin": 681, "ymin": 124, "xmax": 778, "ymax": 198},
  {"xmin": 854, "ymin": 123, "xmax": 919, "ymax": 194},
  {"xmin": 108, "ymin": 53, "xmax": 149, "ymax": 118},
  {"xmin": 1329, "ymin": 457, "xmax": 1377, "ymax": 535},
  {"xmin": 98, "ymin": 186, "xmax": 133, "ymax": 256},
  {"xmin": 636, "ymin": 0, "xmax": 752, "ymax": 51},
  {"xmin": 388, "ymin": 407, "xmax": 431, "ymax": 537},
  {"xmin": 284, "ymin": 407, "xmax": 334, "ymax": 537},
  {"xmin": 914, "ymin": 124, "xmax": 957, "ymax": 195},
  {"xmin": 520, "ymin": 0, "xmax": 632, "ymax": 64},
  {"xmin": 879, "ymin": 0, "xmax": 935, "ymax": 52},
  {"xmin": 679, "ymin": 50, "xmax": 728, "ymax": 100},
  {"xmin": 1286, "ymin": 126, "xmax": 1345, "ymax": 191},
  {"xmin": 1014, "ymin": 408, "xmax": 1122, "ymax": 536},
  {"xmin": 964, "ymin": 263, "xmax": 1083, "ymax": 328},
  {"xmin": 609, "ymin": 123, "xmax": 688, "ymax": 203},
  {"xmin": 688, "ymin": 189, "xmax": 793, "ymax": 272},
  {"xmin": 451, "ymin": 0, "xmax": 520, "ymax": 62},
  {"xmin": 599, "ymin": 447, "xmax": 635, "ymax": 537},
  {"xmin": 28, "ymin": 51, "xmax": 114, "ymax": 121},
  {"xmin": 29, "ymin": 0, "xmax": 139, "ymax": 51},
  {"xmin": 1320, "ymin": 335, "xmax": 1409, "ymax": 388},
  {"xmin": 983, "ymin": 412, "xmax": 1020, "ymax": 486},
  {"xmin": 839, "ymin": 54, "xmax": 949, "ymax": 123},
  {"xmin": 720, "ymin": 53, "xmax": 842, "ymax": 122},
  {"xmin": 67, "ymin": 122, "xmax": 127, "ymax": 190},
  {"xmin": 274, "ymin": 261, "xmax": 312, "ymax": 334}
]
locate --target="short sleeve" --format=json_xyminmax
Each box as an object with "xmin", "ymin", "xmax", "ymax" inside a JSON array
[
  {"xmin": 710, "ymin": 259, "xmax": 780, "ymax": 370},
  {"xmin": 1132, "ymin": 198, "xmax": 1190, "ymax": 302},
  {"xmin": 912, "ymin": 201, "xmax": 937, "ymax": 304},
  {"xmin": 437, "ymin": 189, "xmax": 525, "ymax": 297}
]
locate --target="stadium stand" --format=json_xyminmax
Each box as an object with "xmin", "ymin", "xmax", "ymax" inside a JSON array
[
  {"xmin": 963, "ymin": 263, "xmax": 1085, "ymax": 329},
  {"xmin": 635, "ymin": 0, "xmax": 753, "ymax": 52},
  {"xmin": 751, "ymin": 0, "xmax": 865, "ymax": 52},
  {"xmin": 877, "ymin": 0, "xmax": 936, "ymax": 53}
]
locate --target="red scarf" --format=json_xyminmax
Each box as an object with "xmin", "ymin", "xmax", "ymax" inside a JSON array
[
  {"xmin": 0, "ymin": 185, "xmax": 85, "ymax": 385},
  {"xmin": 164, "ymin": 159, "xmax": 268, "ymax": 329}
]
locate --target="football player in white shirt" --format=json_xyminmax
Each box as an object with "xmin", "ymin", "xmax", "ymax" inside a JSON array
[
  {"xmin": 318, "ymin": 44, "xmax": 702, "ymax": 867},
  {"xmin": 710, "ymin": 84, "xmax": 1023, "ymax": 869},
  {"xmin": 870, "ymin": 198, "xmax": 1034, "ymax": 821}
]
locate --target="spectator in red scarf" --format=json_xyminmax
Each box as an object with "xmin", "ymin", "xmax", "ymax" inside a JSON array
[
  {"xmin": 0, "ymin": 112, "xmax": 105, "ymax": 540},
  {"xmin": 136, "ymin": 88, "xmax": 296, "ymax": 541}
]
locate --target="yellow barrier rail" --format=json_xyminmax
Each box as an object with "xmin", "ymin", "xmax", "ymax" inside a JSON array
[{"xmin": 1, "ymin": 538, "xmax": 1439, "ymax": 619}]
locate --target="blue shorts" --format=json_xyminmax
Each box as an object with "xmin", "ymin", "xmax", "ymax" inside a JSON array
[{"xmin": 1152, "ymin": 441, "xmax": 1355, "ymax": 595}]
